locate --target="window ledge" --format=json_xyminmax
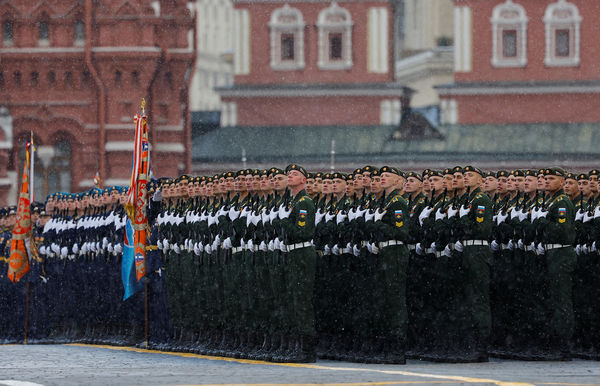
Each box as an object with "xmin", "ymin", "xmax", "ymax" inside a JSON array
[
  {"xmin": 271, "ymin": 62, "xmax": 305, "ymax": 71},
  {"xmin": 491, "ymin": 58, "xmax": 527, "ymax": 68},
  {"xmin": 544, "ymin": 58, "xmax": 580, "ymax": 67},
  {"xmin": 318, "ymin": 61, "xmax": 353, "ymax": 70}
]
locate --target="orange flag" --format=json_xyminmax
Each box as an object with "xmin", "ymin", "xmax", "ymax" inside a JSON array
[
  {"xmin": 125, "ymin": 113, "xmax": 150, "ymax": 282},
  {"xmin": 8, "ymin": 142, "xmax": 32, "ymax": 283}
]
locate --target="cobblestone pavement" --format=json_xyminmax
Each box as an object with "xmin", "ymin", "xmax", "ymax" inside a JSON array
[{"xmin": 1, "ymin": 344, "xmax": 600, "ymax": 386}]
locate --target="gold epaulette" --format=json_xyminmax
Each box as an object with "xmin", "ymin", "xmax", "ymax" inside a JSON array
[{"xmin": 145, "ymin": 245, "xmax": 158, "ymax": 251}]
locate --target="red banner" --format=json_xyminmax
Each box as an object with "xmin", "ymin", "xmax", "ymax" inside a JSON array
[{"xmin": 8, "ymin": 144, "xmax": 32, "ymax": 283}]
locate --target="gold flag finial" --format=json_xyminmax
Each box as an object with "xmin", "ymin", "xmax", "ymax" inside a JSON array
[{"xmin": 141, "ymin": 98, "xmax": 146, "ymax": 115}]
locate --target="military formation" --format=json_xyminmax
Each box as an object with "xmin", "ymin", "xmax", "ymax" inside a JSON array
[{"xmin": 1, "ymin": 164, "xmax": 600, "ymax": 364}]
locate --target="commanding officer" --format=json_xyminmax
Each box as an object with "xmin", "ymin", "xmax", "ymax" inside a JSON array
[
  {"xmin": 280, "ymin": 164, "xmax": 317, "ymax": 363},
  {"xmin": 534, "ymin": 167, "xmax": 576, "ymax": 360}
]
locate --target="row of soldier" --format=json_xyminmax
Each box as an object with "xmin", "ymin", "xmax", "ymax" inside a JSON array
[{"xmin": 1, "ymin": 164, "xmax": 599, "ymax": 363}]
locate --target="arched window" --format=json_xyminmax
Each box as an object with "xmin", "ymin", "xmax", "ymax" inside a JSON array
[
  {"xmin": 38, "ymin": 18, "xmax": 49, "ymax": 46},
  {"xmin": 491, "ymin": 0, "xmax": 528, "ymax": 67},
  {"xmin": 268, "ymin": 4, "xmax": 305, "ymax": 70},
  {"xmin": 317, "ymin": 2, "xmax": 353, "ymax": 70},
  {"xmin": 47, "ymin": 140, "xmax": 72, "ymax": 196},
  {"xmin": 74, "ymin": 19, "xmax": 85, "ymax": 46},
  {"xmin": 2, "ymin": 20, "xmax": 14, "ymax": 46},
  {"xmin": 544, "ymin": 0, "xmax": 581, "ymax": 67}
]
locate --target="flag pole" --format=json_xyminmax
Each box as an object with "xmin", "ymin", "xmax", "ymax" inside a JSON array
[
  {"xmin": 141, "ymin": 98, "xmax": 150, "ymax": 349},
  {"xmin": 24, "ymin": 281, "xmax": 30, "ymax": 344}
]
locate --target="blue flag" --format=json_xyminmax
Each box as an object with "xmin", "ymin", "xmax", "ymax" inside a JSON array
[{"xmin": 122, "ymin": 217, "xmax": 143, "ymax": 300}]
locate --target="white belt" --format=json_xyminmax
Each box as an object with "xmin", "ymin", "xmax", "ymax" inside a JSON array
[
  {"xmin": 524, "ymin": 245, "xmax": 535, "ymax": 252},
  {"xmin": 425, "ymin": 248, "xmax": 435, "ymax": 254},
  {"xmin": 407, "ymin": 244, "xmax": 416, "ymax": 251},
  {"xmin": 360, "ymin": 241, "xmax": 369, "ymax": 248},
  {"xmin": 232, "ymin": 246, "xmax": 244, "ymax": 254},
  {"xmin": 342, "ymin": 247, "xmax": 352, "ymax": 254},
  {"xmin": 435, "ymin": 251, "xmax": 444, "ymax": 258},
  {"xmin": 463, "ymin": 240, "xmax": 489, "ymax": 246},
  {"xmin": 379, "ymin": 240, "xmax": 404, "ymax": 249},
  {"xmin": 500, "ymin": 243, "xmax": 509, "ymax": 249},
  {"xmin": 286, "ymin": 241, "xmax": 313, "ymax": 252},
  {"xmin": 544, "ymin": 244, "xmax": 571, "ymax": 251}
]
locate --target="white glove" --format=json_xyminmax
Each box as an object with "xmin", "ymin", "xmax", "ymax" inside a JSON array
[
  {"xmin": 61, "ymin": 247, "xmax": 68, "ymax": 258},
  {"xmin": 584, "ymin": 211, "xmax": 593, "ymax": 223},
  {"xmin": 575, "ymin": 209, "xmax": 585, "ymax": 221},
  {"xmin": 491, "ymin": 240, "xmax": 500, "ymax": 251},
  {"xmin": 102, "ymin": 237, "xmax": 109, "ymax": 248},
  {"xmin": 370, "ymin": 243, "xmax": 379, "ymax": 254},
  {"xmin": 455, "ymin": 241, "xmax": 464, "ymax": 252},
  {"xmin": 194, "ymin": 243, "xmax": 201, "ymax": 256},
  {"xmin": 575, "ymin": 244, "xmax": 581, "ymax": 255},
  {"xmin": 259, "ymin": 241, "xmax": 267, "ymax": 252},
  {"xmin": 240, "ymin": 238, "xmax": 246, "ymax": 249},
  {"xmin": 228, "ymin": 206, "xmax": 240, "ymax": 221},
  {"xmin": 443, "ymin": 245, "xmax": 452, "ymax": 257},
  {"xmin": 419, "ymin": 207, "xmax": 433, "ymax": 225},
  {"xmin": 537, "ymin": 243, "xmax": 545, "ymax": 255},
  {"xmin": 511, "ymin": 208, "xmax": 520, "ymax": 220},
  {"xmin": 315, "ymin": 209, "xmax": 325, "ymax": 225},
  {"xmin": 593, "ymin": 241, "xmax": 597, "ymax": 252},
  {"xmin": 269, "ymin": 209, "xmax": 278, "ymax": 223},
  {"xmin": 336, "ymin": 211, "xmax": 347, "ymax": 225},
  {"xmin": 415, "ymin": 243, "xmax": 424, "ymax": 256},
  {"xmin": 279, "ymin": 205, "xmax": 291, "ymax": 219},
  {"xmin": 107, "ymin": 243, "xmax": 114, "ymax": 253},
  {"xmin": 325, "ymin": 211, "xmax": 335, "ymax": 223},
  {"xmin": 518, "ymin": 209, "xmax": 528, "ymax": 222},
  {"xmin": 353, "ymin": 244, "xmax": 361, "ymax": 257},
  {"xmin": 496, "ymin": 211, "xmax": 508, "ymax": 224},
  {"xmin": 114, "ymin": 244, "xmax": 123, "ymax": 254},
  {"xmin": 537, "ymin": 209, "xmax": 548, "ymax": 219},
  {"xmin": 518, "ymin": 239, "xmax": 524, "ymax": 250},
  {"xmin": 508, "ymin": 239, "xmax": 514, "ymax": 251},
  {"xmin": 268, "ymin": 240, "xmax": 274, "ymax": 251},
  {"xmin": 366, "ymin": 243, "xmax": 372, "ymax": 253},
  {"xmin": 223, "ymin": 237, "xmax": 232, "ymax": 249},
  {"xmin": 430, "ymin": 242, "xmax": 437, "ymax": 253},
  {"xmin": 51, "ymin": 243, "xmax": 59, "ymax": 254},
  {"xmin": 73, "ymin": 243, "xmax": 79, "ymax": 254},
  {"xmin": 595, "ymin": 205, "xmax": 600, "ymax": 219},
  {"xmin": 40, "ymin": 276, "xmax": 48, "ymax": 284},
  {"xmin": 348, "ymin": 208, "xmax": 356, "ymax": 221},
  {"xmin": 251, "ymin": 213, "xmax": 260, "ymax": 226},
  {"xmin": 173, "ymin": 243, "xmax": 180, "ymax": 254},
  {"xmin": 240, "ymin": 206, "xmax": 250, "ymax": 218},
  {"xmin": 332, "ymin": 244, "xmax": 340, "ymax": 255},
  {"xmin": 364, "ymin": 210, "xmax": 375, "ymax": 222},
  {"xmin": 274, "ymin": 238, "xmax": 281, "ymax": 251},
  {"xmin": 324, "ymin": 244, "xmax": 331, "ymax": 255},
  {"xmin": 530, "ymin": 207, "xmax": 539, "ymax": 221},
  {"xmin": 261, "ymin": 210, "xmax": 270, "ymax": 225},
  {"xmin": 582, "ymin": 244, "xmax": 589, "ymax": 254},
  {"xmin": 204, "ymin": 244, "xmax": 212, "ymax": 254},
  {"xmin": 157, "ymin": 239, "xmax": 163, "ymax": 250},
  {"xmin": 447, "ymin": 206, "xmax": 458, "ymax": 218},
  {"xmin": 39, "ymin": 246, "xmax": 46, "ymax": 255},
  {"xmin": 247, "ymin": 239, "xmax": 254, "ymax": 251},
  {"xmin": 459, "ymin": 205, "xmax": 470, "ymax": 218},
  {"xmin": 374, "ymin": 209, "xmax": 386, "ymax": 222},
  {"xmin": 279, "ymin": 241, "xmax": 287, "ymax": 252},
  {"xmin": 435, "ymin": 208, "xmax": 446, "ymax": 220}
]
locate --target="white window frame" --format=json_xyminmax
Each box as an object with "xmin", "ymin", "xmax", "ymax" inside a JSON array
[
  {"xmin": 380, "ymin": 99, "xmax": 402, "ymax": 125},
  {"xmin": 317, "ymin": 2, "xmax": 353, "ymax": 70},
  {"xmin": 490, "ymin": 0, "xmax": 528, "ymax": 68},
  {"xmin": 268, "ymin": 4, "xmax": 305, "ymax": 71},
  {"xmin": 543, "ymin": 0, "xmax": 581, "ymax": 67}
]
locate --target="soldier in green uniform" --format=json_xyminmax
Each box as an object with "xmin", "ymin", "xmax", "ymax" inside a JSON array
[
  {"xmin": 533, "ymin": 167, "xmax": 576, "ymax": 360},
  {"xmin": 369, "ymin": 166, "xmax": 410, "ymax": 364},
  {"xmin": 278, "ymin": 164, "xmax": 317, "ymax": 363}
]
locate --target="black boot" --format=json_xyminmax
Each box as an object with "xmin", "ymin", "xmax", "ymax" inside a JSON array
[
  {"xmin": 271, "ymin": 334, "xmax": 289, "ymax": 363},
  {"xmin": 297, "ymin": 335, "xmax": 317, "ymax": 363},
  {"xmin": 383, "ymin": 338, "xmax": 406, "ymax": 365},
  {"xmin": 286, "ymin": 335, "xmax": 302, "ymax": 362}
]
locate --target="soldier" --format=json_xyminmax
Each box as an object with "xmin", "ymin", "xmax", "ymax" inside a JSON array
[
  {"xmin": 533, "ymin": 167, "xmax": 576, "ymax": 360},
  {"xmin": 279, "ymin": 164, "xmax": 317, "ymax": 363}
]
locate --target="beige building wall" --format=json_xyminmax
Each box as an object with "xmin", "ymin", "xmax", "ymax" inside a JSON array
[
  {"xmin": 190, "ymin": 0, "xmax": 234, "ymax": 111},
  {"xmin": 400, "ymin": 0, "xmax": 454, "ymax": 55}
]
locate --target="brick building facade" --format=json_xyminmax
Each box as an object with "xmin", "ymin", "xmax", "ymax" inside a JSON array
[
  {"xmin": 218, "ymin": 0, "xmax": 412, "ymax": 129},
  {"xmin": 0, "ymin": 0, "xmax": 195, "ymax": 206},
  {"xmin": 438, "ymin": 0, "xmax": 600, "ymax": 125}
]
